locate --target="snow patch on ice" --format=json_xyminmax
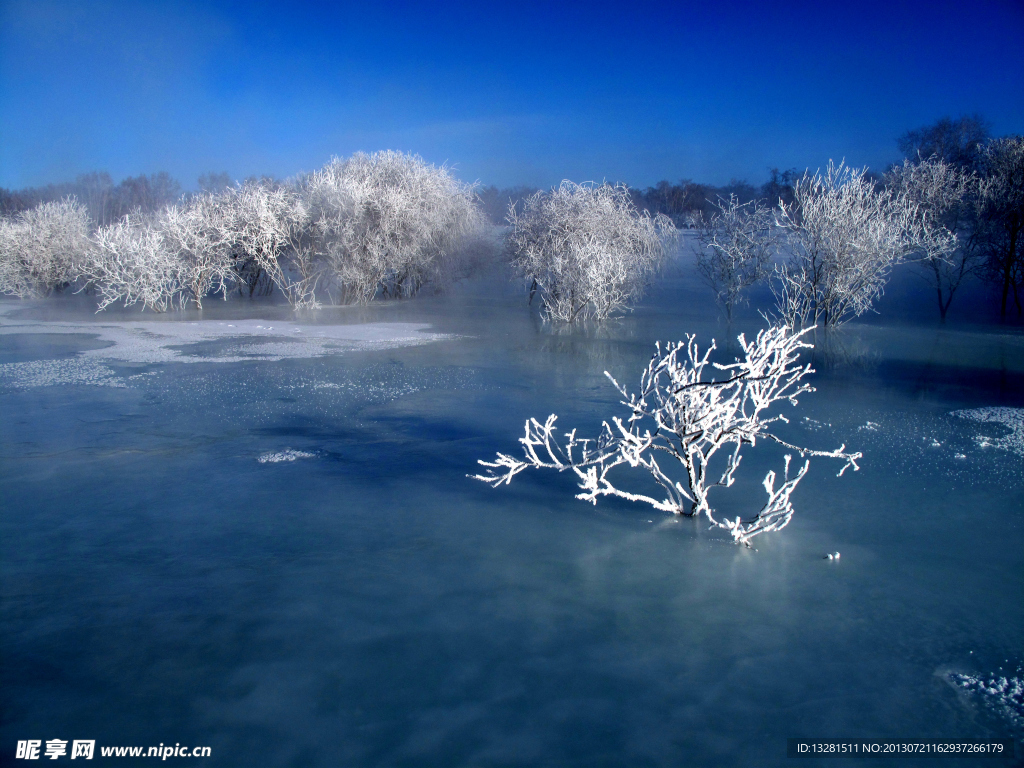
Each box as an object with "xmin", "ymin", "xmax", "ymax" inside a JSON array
[
  {"xmin": 257, "ymin": 449, "xmax": 317, "ymax": 464},
  {"xmin": 952, "ymin": 407, "xmax": 1024, "ymax": 457},
  {"xmin": 949, "ymin": 671, "xmax": 1024, "ymax": 730},
  {"xmin": 0, "ymin": 358, "xmax": 127, "ymax": 388},
  {"xmin": 0, "ymin": 318, "xmax": 453, "ymax": 365},
  {"xmin": 0, "ymin": 316, "xmax": 456, "ymax": 389}
]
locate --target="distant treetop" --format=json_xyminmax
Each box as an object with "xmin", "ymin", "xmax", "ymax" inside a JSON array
[{"xmin": 897, "ymin": 115, "xmax": 992, "ymax": 168}]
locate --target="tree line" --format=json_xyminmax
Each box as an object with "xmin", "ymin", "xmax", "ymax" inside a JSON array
[
  {"xmin": 477, "ymin": 172, "xmax": 800, "ymax": 229},
  {"xmin": 1, "ymin": 116, "xmax": 1021, "ymax": 321},
  {"xmin": 0, "ymin": 152, "xmax": 488, "ymax": 310},
  {"xmin": 504, "ymin": 117, "xmax": 1022, "ymax": 325}
]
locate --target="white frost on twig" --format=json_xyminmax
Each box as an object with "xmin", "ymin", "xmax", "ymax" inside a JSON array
[{"xmin": 473, "ymin": 324, "xmax": 861, "ymax": 546}]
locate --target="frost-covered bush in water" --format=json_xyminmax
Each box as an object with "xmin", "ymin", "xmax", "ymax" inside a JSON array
[
  {"xmin": 304, "ymin": 151, "xmax": 486, "ymax": 304},
  {"xmin": 694, "ymin": 195, "xmax": 776, "ymax": 322},
  {"xmin": 85, "ymin": 192, "xmax": 250, "ymax": 311},
  {"xmin": 771, "ymin": 162, "xmax": 917, "ymax": 327},
  {"xmin": 507, "ymin": 181, "xmax": 673, "ymax": 322},
  {"xmin": 85, "ymin": 214, "xmax": 187, "ymax": 312},
  {"xmin": 0, "ymin": 199, "xmax": 92, "ymax": 297},
  {"xmin": 159, "ymin": 194, "xmax": 237, "ymax": 308},
  {"xmin": 3, "ymin": 153, "xmax": 487, "ymax": 311},
  {"xmin": 218, "ymin": 181, "xmax": 317, "ymax": 307},
  {"xmin": 474, "ymin": 325, "xmax": 860, "ymax": 546}
]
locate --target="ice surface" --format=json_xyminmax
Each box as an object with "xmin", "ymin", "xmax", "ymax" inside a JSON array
[
  {"xmin": 1, "ymin": 289, "xmax": 1021, "ymax": 765},
  {"xmin": 804, "ymin": 406, "xmax": 1024, "ymax": 489}
]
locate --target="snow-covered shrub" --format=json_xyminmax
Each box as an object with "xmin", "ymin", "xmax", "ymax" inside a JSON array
[
  {"xmin": 85, "ymin": 214, "xmax": 187, "ymax": 312},
  {"xmin": 473, "ymin": 324, "xmax": 860, "ymax": 546},
  {"xmin": 0, "ymin": 199, "xmax": 92, "ymax": 298},
  {"xmin": 507, "ymin": 181, "xmax": 673, "ymax": 322},
  {"xmin": 159, "ymin": 194, "xmax": 237, "ymax": 308},
  {"xmin": 771, "ymin": 162, "xmax": 917, "ymax": 327},
  {"xmin": 85, "ymin": 187, "xmax": 303, "ymax": 312},
  {"xmin": 694, "ymin": 195, "xmax": 776, "ymax": 322},
  {"xmin": 219, "ymin": 181, "xmax": 316, "ymax": 307},
  {"xmin": 303, "ymin": 151, "xmax": 486, "ymax": 304}
]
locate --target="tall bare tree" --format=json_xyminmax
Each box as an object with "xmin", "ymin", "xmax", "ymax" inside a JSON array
[
  {"xmin": 886, "ymin": 158, "xmax": 978, "ymax": 321},
  {"xmin": 975, "ymin": 136, "xmax": 1024, "ymax": 320},
  {"xmin": 898, "ymin": 115, "xmax": 991, "ymax": 169},
  {"xmin": 694, "ymin": 195, "xmax": 776, "ymax": 323}
]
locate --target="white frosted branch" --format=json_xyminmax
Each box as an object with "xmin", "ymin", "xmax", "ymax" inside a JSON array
[{"xmin": 472, "ymin": 325, "xmax": 861, "ymax": 545}]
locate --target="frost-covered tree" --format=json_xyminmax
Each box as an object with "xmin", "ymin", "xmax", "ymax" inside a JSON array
[
  {"xmin": 473, "ymin": 325, "xmax": 860, "ymax": 546},
  {"xmin": 159, "ymin": 194, "xmax": 236, "ymax": 308},
  {"xmin": 507, "ymin": 181, "xmax": 673, "ymax": 322},
  {"xmin": 975, "ymin": 136, "xmax": 1024, "ymax": 320},
  {"xmin": 219, "ymin": 181, "xmax": 318, "ymax": 307},
  {"xmin": 85, "ymin": 186, "xmax": 294, "ymax": 312},
  {"xmin": 85, "ymin": 214, "xmax": 187, "ymax": 312},
  {"xmin": 897, "ymin": 115, "xmax": 990, "ymax": 170},
  {"xmin": 694, "ymin": 195, "xmax": 776, "ymax": 322},
  {"xmin": 771, "ymin": 162, "xmax": 917, "ymax": 328},
  {"xmin": 0, "ymin": 199, "xmax": 92, "ymax": 298},
  {"xmin": 303, "ymin": 151, "xmax": 486, "ymax": 304},
  {"xmin": 760, "ymin": 167, "xmax": 800, "ymax": 209},
  {"xmin": 886, "ymin": 157, "xmax": 978, "ymax": 321}
]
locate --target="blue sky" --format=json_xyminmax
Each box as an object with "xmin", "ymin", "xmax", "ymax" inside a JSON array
[{"xmin": 1, "ymin": 0, "xmax": 1022, "ymax": 191}]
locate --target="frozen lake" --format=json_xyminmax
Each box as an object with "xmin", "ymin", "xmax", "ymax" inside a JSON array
[{"xmin": 1, "ymin": 266, "xmax": 1022, "ymax": 766}]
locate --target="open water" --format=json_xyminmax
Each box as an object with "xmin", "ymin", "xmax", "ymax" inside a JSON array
[{"xmin": 1, "ymin": 261, "xmax": 1022, "ymax": 766}]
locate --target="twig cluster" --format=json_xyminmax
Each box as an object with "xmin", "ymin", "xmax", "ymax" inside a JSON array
[
  {"xmin": 473, "ymin": 324, "xmax": 860, "ymax": 546},
  {"xmin": 694, "ymin": 195, "xmax": 776, "ymax": 322}
]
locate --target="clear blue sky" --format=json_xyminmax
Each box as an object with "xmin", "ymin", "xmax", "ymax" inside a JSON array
[{"xmin": 2, "ymin": 0, "xmax": 1022, "ymax": 191}]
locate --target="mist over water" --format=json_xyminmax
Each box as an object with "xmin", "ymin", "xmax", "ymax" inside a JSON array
[{"xmin": 1, "ymin": 255, "xmax": 1022, "ymax": 766}]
